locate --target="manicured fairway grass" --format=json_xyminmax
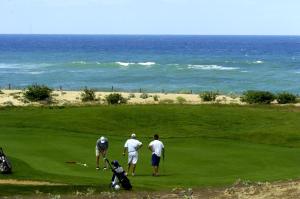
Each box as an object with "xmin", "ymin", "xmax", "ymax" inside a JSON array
[{"xmin": 1, "ymin": 105, "xmax": 300, "ymax": 195}]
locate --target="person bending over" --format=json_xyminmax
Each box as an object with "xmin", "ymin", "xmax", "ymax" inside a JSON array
[{"xmin": 96, "ymin": 136, "xmax": 109, "ymax": 170}]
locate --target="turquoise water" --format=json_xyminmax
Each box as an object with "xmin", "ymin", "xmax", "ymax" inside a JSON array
[{"xmin": 0, "ymin": 35, "xmax": 300, "ymax": 93}]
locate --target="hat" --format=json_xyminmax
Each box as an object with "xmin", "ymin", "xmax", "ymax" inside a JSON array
[
  {"xmin": 100, "ymin": 136, "xmax": 105, "ymax": 143},
  {"xmin": 111, "ymin": 160, "xmax": 120, "ymax": 167},
  {"xmin": 131, "ymin": 133, "xmax": 136, "ymax": 138}
]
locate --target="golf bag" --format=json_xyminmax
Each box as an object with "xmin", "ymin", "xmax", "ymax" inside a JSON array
[
  {"xmin": 0, "ymin": 147, "xmax": 12, "ymax": 174},
  {"xmin": 105, "ymin": 158, "xmax": 132, "ymax": 190}
]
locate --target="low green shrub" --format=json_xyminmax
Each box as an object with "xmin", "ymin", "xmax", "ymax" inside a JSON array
[
  {"xmin": 159, "ymin": 99, "xmax": 174, "ymax": 104},
  {"xmin": 0, "ymin": 90, "xmax": 4, "ymax": 94},
  {"xmin": 140, "ymin": 93, "xmax": 149, "ymax": 99},
  {"xmin": 24, "ymin": 85, "xmax": 52, "ymax": 101},
  {"xmin": 176, "ymin": 96, "xmax": 187, "ymax": 104},
  {"xmin": 199, "ymin": 91, "xmax": 218, "ymax": 102},
  {"xmin": 153, "ymin": 95, "xmax": 159, "ymax": 101},
  {"xmin": 128, "ymin": 93, "xmax": 135, "ymax": 98},
  {"xmin": 106, "ymin": 93, "xmax": 127, "ymax": 104},
  {"xmin": 81, "ymin": 88, "xmax": 96, "ymax": 102},
  {"xmin": 277, "ymin": 92, "xmax": 297, "ymax": 104},
  {"xmin": 3, "ymin": 101, "xmax": 14, "ymax": 106},
  {"xmin": 178, "ymin": 90, "xmax": 192, "ymax": 94},
  {"xmin": 241, "ymin": 90, "xmax": 275, "ymax": 104}
]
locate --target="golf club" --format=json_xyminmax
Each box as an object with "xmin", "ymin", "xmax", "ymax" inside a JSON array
[{"xmin": 65, "ymin": 161, "xmax": 88, "ymax": 167}]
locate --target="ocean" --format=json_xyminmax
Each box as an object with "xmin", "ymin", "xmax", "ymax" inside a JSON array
[{"xmin": 0, "ymin": 35, "xmax": 299, "ymax": 93}]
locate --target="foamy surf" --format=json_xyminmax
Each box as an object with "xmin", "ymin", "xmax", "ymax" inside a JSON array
[
  {"xmin": 115, "ymin": 62, "xmax": 156, "ymax": 67},
  {"xmin": 187, "ymin": 64, "xmax": 239, "ymax": 71},
  {"xmin": 72, "ymin": 61, "xmax": 87, "ymax": 65},
  {"xmin": 137, "ymin": 62, "xmax": 156, "ymax": 66},
  {"xmin": 115, "ymin": 62, "xmax": 135, "ymax": 67},
  {"xmin": 28, "ymin": 71, "xmax": 45, "ymax": 75},
  {"xmin": 253, "ymin": 60, "xmax": 264, "ymax": 64}
]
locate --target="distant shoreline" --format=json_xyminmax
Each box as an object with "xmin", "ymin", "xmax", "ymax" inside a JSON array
[
  {"xmin": 1, "ymin": 89, "xmax": 300, "ymax": 107},
  {"xmin": 0, "ymin": 89, "xmax": 244, "ymax": 106}
]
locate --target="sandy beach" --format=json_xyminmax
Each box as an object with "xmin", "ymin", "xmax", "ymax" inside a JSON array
[{"xmin": 0, "ymin": 89, "xmax": 245, "ymax": 106}]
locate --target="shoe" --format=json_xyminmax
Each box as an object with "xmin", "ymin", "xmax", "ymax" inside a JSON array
[
  {"xmin": 103, "ymin": 167, "xmax": 107, "ymax": 170},
  {"xmin": 132, "ymin": 173, "xmax": 135, "ymax": 176}
]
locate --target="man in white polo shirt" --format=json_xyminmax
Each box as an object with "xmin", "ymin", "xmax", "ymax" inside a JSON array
[
  {"xmin": 123, "ymin": 133, "xmax": 143, "ymax": 176},
  {"xmin": 148, "ymin": 134, "xmax": 164, "ymax": 176}
]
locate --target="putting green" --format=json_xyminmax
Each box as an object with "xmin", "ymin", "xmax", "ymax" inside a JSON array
[{"xmin": 1, "ymin": 105, "xmax": 300, "ymax": 194}]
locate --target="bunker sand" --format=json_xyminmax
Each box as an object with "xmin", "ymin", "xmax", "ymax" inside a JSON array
[{"xmin": 0, "ymin": 179, "xmax": 65, "ymax": 186}]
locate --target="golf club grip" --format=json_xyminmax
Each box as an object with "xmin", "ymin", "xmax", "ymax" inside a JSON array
[{"xmin": 65, "ymin": 161, "xmax": 77, "ymax": 164}]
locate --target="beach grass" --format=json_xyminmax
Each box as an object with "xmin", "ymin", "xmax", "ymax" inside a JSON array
[{"xmin": 1, "ymin": 105, "xmax": 300, "ymax": 195}]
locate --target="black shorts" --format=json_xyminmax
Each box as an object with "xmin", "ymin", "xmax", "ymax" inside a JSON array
[{"xmin": 151, "ymin": 154, "xmax": 161, "ymax": 166}]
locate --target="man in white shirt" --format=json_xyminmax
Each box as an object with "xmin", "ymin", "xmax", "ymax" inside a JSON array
[
  {"xmin": 123, "ymin": 133, "xmax": 143, "ymax": 176},
  {"xmin": 148, "ymin": 134, "xmax": 164, "ymax": 176}
]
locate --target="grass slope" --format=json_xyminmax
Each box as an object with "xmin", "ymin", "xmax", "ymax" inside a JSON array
[{"xmin": 1, "ymin": 105, "xmax": 300, "ymax": 195}]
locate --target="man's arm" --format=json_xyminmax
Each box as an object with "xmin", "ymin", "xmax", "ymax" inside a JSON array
[
  {"xmin": 123, "ymin": 147, "xmax": 127, "ymax": 156},
  {"xmin": 148, "ymin": 144, "xmax": 152, "ymax": 152},
  {"xmin": 137, "ymin": 142, "xmax": 143, "ymax": 150}
]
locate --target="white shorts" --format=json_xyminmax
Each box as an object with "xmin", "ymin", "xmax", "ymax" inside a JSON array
[{"xmin": 128, "ymin": 152, "xmax": 138, "ymax": 164}]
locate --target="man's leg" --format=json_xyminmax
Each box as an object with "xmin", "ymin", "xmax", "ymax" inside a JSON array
[
  {"xmin": 127, "ymin": 163, "xmax": 131, "ymax": 174},
  {"xmin": 132, "ymin": 164, "xmax": 136, "ymax": 176},
  {"xmin": 155, "ymin": 166, "xmax": 159, "ymax": 176},
  {"xmin": 96, "ymin": 155, "xmax": 100, "ymax": 169},
  {"xmin": 101, "ymin": 150, "xmax": 107, "ymax": 169},
  {"xmin": 155, "ymin": 156, "xmax": 161, "ymax": 176},
  {"xmin": 152, "ymin": 166, "xmax": 156, "ymax": 176},
  {"xmin": 132, "ymin": 154, "xmax": 138, "ymax": 176}
]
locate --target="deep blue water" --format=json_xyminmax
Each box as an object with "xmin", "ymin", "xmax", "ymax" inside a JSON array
[{"xmin": 0, "ymin": 35, "xmax": 300, "ymax": 93}]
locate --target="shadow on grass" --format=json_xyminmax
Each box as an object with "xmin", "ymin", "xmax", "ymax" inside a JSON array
[
  {"xmin": 0, "ymin": 157, "xmax": 111, "ymax": 196},
  {"xmin": 0, "ymin": 185, "xmax": 108, "ymax": 197}
]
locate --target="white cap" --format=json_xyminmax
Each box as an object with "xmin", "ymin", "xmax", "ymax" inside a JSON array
[
  {"xmin": 100, "ymin": 136, "xmax": 105, "ymax": 140},
  {"xmin": 131, "ymin": 133, "xmax": 136, "ymax": 138}
]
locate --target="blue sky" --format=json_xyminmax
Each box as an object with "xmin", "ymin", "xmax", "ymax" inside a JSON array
[{"xmin": 0, "ymin": 0, "xmax": 299, "ymax": 35}]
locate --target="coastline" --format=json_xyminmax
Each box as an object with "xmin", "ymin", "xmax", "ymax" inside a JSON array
[{"xmin": 0, "ymin": 89, "xmax": 244, "ymax": 106}]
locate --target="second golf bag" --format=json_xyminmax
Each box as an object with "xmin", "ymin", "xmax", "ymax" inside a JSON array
[
  {"xmin": 105, "ymin": 158, "xmax": 132, "ymax": 190},
  {"xmin": 0, "ymin": 147, "xmax": 12, "ymax": 174}
]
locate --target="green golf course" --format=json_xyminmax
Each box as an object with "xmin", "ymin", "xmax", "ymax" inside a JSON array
[{"xmin": 1, "ymin": 104, "xmax": 300, "ymax": 195}]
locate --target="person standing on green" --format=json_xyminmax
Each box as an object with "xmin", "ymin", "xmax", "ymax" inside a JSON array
[
  {"xmin": 148, "ymin": 134, "xmax": 164, "ymax": 176},
  {"xmin": 96, "ymin": 136, "xmax": 109, "ymax": 170}
]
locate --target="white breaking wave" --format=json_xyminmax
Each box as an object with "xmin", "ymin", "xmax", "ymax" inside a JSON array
[
  {"xmin": 72, "ymin": 61, "xmax": 87, "ymax": 64},
  {"xmin": 253, "ymin": 60, "xmax": 264, "ymax": 64},
  {"xmin": 115, "ymin": 62, "xmax": 135, "ymax": 67},
  {"xmin": 0, "ymin": 63, "xmax": 20, "ymax": 69},
  {"xmin": 115, "ymin": 61, "xmax": 156, "ymax": 67},
  {"xmin": 187, "ymin": 64, "xmax": 239, "ymax": 71},
  {"xmin": 137, "ymin": 62, "xmax": 156, "ymax": 66},
  {"xmin": 0, "ymin": 63, "xmax": 52, "ymax": 69},
  {"xmin": 28, "ymin": 71, "xmax": 45, "ymax": 75}
]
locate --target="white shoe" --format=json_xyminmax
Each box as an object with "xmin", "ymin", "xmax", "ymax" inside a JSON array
[{"xmin": 132, "ymin": 173, "xmax": 135, "ymax": 176}]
